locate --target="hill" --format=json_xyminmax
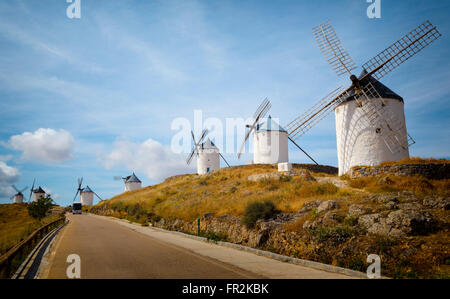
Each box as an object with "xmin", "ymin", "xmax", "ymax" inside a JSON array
[
  {"xmin": 91, "ymin": 160, "xmax": 450, "ymax": 278},
  {"xmin": 0, "ymin": 204, "xmax": 62, "ymax": 256}
]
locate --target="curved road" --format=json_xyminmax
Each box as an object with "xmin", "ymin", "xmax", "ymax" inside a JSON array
[{"xmin": 42, "ymin": 214, "xmax": 354, "ymax": 279}]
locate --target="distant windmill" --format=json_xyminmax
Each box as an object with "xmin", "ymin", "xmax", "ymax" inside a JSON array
[
  {"xmin": 10, "ymin": 185, "xmax": 28, "ymax": 204},
  {"xmin": 237, "ymin": 98, "xmax": 318, "ymax": 165},
  {"xmin": 283, "ymin": 20, "xmax": 441, "ymax": 175},
  {"xmin": 187, "ymin": 129, "xmax": 230, "ymax": 175},
  {"xmin": 28, "ymin": 179, "xmax": 46, "ymax": 203},
  {"xmin": 73, "ymin": 177, "xmax": 102, "ymax": 206},
  {"xmin": 114, "ymin": 173, "xmax": 142, "ymax": 192}
]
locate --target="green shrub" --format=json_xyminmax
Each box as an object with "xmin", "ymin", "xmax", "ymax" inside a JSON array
[
  {"xmin": 28, "ymin": 195, "xmax": 54, "ymax": 220},
  {"xmin": 242, "ymin": 200, "xmax": 279, "ymax": 228}
]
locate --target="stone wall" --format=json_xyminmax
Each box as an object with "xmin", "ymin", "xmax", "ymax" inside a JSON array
[
  {"xmin": 292, "ymin": 164, "xmax": 338, "ymax": 175},
  {"xmin": 349, "ymin": 163, "xmax": 450, "ymax": 180}
]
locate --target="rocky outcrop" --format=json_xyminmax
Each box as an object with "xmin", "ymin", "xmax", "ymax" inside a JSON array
[
  {"xmin": 423, "ymin": 196, "xmax": 450, "ymax": 210},
  {"xmin": 348, "ymin": 204, "xmax": 371, "ymax": 217},
  {"xmin": 359, "ymin": 210, "xmax": 438, "ymax": 237},
  {"xmin": 317, "ymin": 200, "xmax": 339, "ymax": 214}
]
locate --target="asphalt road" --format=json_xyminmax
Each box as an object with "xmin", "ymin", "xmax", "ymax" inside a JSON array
[{"xmin": 44, "ymin": 214, "xmax": 263, "ymax": 279}]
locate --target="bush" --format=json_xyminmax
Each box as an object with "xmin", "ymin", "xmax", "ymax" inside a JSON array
[
  {"xmin": 28, "ymin": 195, "xmax": 54, "ymax": 220},
  {"xmin": 242, "ymin": 200, "xmax": 279, "ymax": 228}
]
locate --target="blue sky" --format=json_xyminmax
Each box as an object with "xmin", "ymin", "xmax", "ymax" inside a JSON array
[{"xmin": 0, "ymin": 0, "xmax": 449, "ymax": 206}]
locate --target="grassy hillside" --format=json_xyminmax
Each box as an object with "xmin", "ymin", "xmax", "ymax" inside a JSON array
[
  {"xmin": 92, "ymin": 163, "xmax": 448, "ymax": 223},
  {"xmin": 93, "ymin": 164, "xmax": 356, "ymax": 222},
  {"xmin": 0, "ymin": 204, "xmax": 61, "ymax": 256}
]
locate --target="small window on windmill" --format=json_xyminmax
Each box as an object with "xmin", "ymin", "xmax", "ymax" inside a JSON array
[
  {"xmin": 355, "ymin": 100, "xmax": 363, "ymax": 108},
  {"xmin": 376, "ymin": 128, "xmax": 382, "ymax": 134}
]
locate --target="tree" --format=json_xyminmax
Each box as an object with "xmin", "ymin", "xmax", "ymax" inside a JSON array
[{"xmin": 28, "ymin": 195, "xmax": 54, "ymax": 220}]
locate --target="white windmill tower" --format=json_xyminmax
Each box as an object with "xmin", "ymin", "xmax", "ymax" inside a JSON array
[
  {"xmin": 238, "ymin": 99, "xmax": 318, "ymax": 167},
  {"xmin": 123, "ymin": 173, "xmax": 142, "ymax": 192},
  {"xmin": 10, "ymin": 185, "xmax": 28, "ymax": 204},
  {"xmin": 73, "ymin": 178, "xmax": 103, "ymax": 206},
  {"xmin": 284, "ymin": 20, "xmax": 441, "ymax": 175},
  {"xmin": 28, "ymin": 178, "xmax": 46, "ymax": 203},
  {"xmin": 113, "ymin": 173, "xmax": 142, "ymax": 192},
  {"xmin": 187, "ymin": 129, "xmax": 230, "ymax": 175}
]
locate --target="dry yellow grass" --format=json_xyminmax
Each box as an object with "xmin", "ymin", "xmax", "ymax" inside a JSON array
[
  {"xmin": 94, "ymin": 165, "xmax": 357, "ymax": 221},
  {"xmin": 345, "ymin": 175, "xmax": 450, "ymax": 197},
  {"xmin": 0, "ymin": 204, "xmax": 60, "ymax": 256}
]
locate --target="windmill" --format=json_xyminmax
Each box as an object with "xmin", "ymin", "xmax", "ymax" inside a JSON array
[
  {"xmin": 284, "ymin": 20, "xmax": 441, "ymax": 175},
  {"xmin": 28, "ymin": 179, "xmax": 46, "ymax": 203},
  {"xmin": 237, "ymin": 98, "xmax": 318, "ymax": 165},
  {"xmin": 73, "ymin": 177, "xmax": 103, "ymax": 206},
  {"xmin": 10, "ymin": 185, "xmax": 28, "ymax": 204},
  {"xmin": 114, "ymin": 173, "xmax": 142, "ymax": 192},
  {"xmin": 187, "ymin": 129, "xmax": 230, "ymax": 175}
]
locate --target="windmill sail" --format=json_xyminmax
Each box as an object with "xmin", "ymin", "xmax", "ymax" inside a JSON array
[
  {"xmin": 312, "ymin": 21, "xmax": 357, "ymax": 77},
  {"xmin": 237, "ymin": 98, "xmax": 271, "ymax": 159},
  {"xmin": 362, "ymin": 20, "xmax": 441, "ymax": 81},
  {"xmin": 285, "ymin": 86, "xmax": 349, "ymax": 141}
]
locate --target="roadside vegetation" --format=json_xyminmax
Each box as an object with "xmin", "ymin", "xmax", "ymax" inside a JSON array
[{"xmin": 0, "ymin": 203, "xmax": 60, "ymax": 256}]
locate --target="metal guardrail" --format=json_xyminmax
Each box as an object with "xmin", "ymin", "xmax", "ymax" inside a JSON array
[{"xmin": 0, "ymin": 216, "xmax": 66, "ymax": 279}]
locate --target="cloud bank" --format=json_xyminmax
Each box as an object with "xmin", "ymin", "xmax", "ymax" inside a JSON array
[
  {"xmin": 0, "ymin": 161, "xmax": 20, "ymax": 199},
  {"xmin": 8, "ymin": 128, "xmax": 75, "ymax": 163},
  {"xmin": 102, "ymin": 138, "xmax": 194, "ymax": 181}
]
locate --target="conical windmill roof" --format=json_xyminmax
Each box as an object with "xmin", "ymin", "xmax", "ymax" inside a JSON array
[
  {"xmin": 82, "ymin": 186, "xmax": 94, "ymax": 193},
  {"xmin": 126, "ymin": 173, "xmax": 141, "ymax": 183},
  {"xmin": 343, "ymin": 70, "xmax": 403, "ymax": 103},
  {"xmin": 200, "ymin": 138, "xmax": 219, "ymax": 150},
  {"xmin": 256, "ymin": 115, "xmax": 287, "ymax": 133},
  {"xmin": 34, "ymin": 187, "xmax": 45, "ymax": 194}
]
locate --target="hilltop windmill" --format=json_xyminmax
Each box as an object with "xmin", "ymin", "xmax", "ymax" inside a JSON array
[
  {"xmin": 187, "ymin": 129, "xmax": 230, "ymax": 175},
  {"xmin": 10, "ymin": 185, "xmax": 28, "ymax": 204},
  {"xmin": 73, "ymin": 177, "xmax": 103, "ymax": 206},
  {"xmin": 283, "ymin": 20, "xmax": 441, "ymax": 175},
  {"xmin": 28, "ymin": 179, "xmax": 46, "ymax": 203},
  {"xmin": 237, "ymin": 98, "xmax": 318, "ymax": 165},
  {"xmin": 114, "ymin": 173, "xmax": 142, "ymax": 192}
]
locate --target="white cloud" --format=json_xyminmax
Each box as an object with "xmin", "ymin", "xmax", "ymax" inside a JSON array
[
  {"xmin": 102, "ymin": 138, "xmax": 195, "ymax": 181},
  {"xmin": 8, "ymin": 128, "xmax": 75, "ymax": 163},
  {"xmin": 0, "ymin": 161, "xmax": 20, "ymax": 199}
]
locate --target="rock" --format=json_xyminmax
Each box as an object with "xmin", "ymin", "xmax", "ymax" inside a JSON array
[
  {"xmin": 317, "ymin": 200, "xmax": 339, "ymax": 214},
  {"xmin": 294, "ymin": 169, "xmax": 316, "ymax": 181},
  {"xmin": 377, "ymin": 176, "xmax": 394, "ymax": 185},
  {"xmin": 358, "ymin": 214, "xmax": 382, "ymax": 230},
  {"xmin": 348, "ymin": 204, "xmax": 371, "ymax": 216},
  {"xmin": 365, "ymin": 210, "xmax": 438, "ymax": 237},
  {"xmin": 384, "ymin": 201, "xmax": 399, "ymax": 210},
  {"xmin": 385, "ymin": 210, "xmax": 437, "ymax": 236},
  {"xmin": 273, "ymin": 213, "xmax": 296, "ymax": 222},
  {"xmin": 377, "ymin": 195, "xmax": 399, "ymax": 204},
  {"xmin": 298, "ymin": 200, "xmax": 322, "ymax": 214},
  {"xmin": 303, "ymin": 220, "xmax": 317, "ymax": 230},
  {"xmin": 202, "ymin": 212, "xmax": 215, "ymax": 220},
  {"xmin": 322, "ymin": 212, "xmax": 339, "ymax": 226},
  {"xmin": 398, "ymin": 203, "xmax": 423, "ymax": 210},
  {"xmin": 423, "ymin": 196, "xmax": 450, "ymax": 210}
]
